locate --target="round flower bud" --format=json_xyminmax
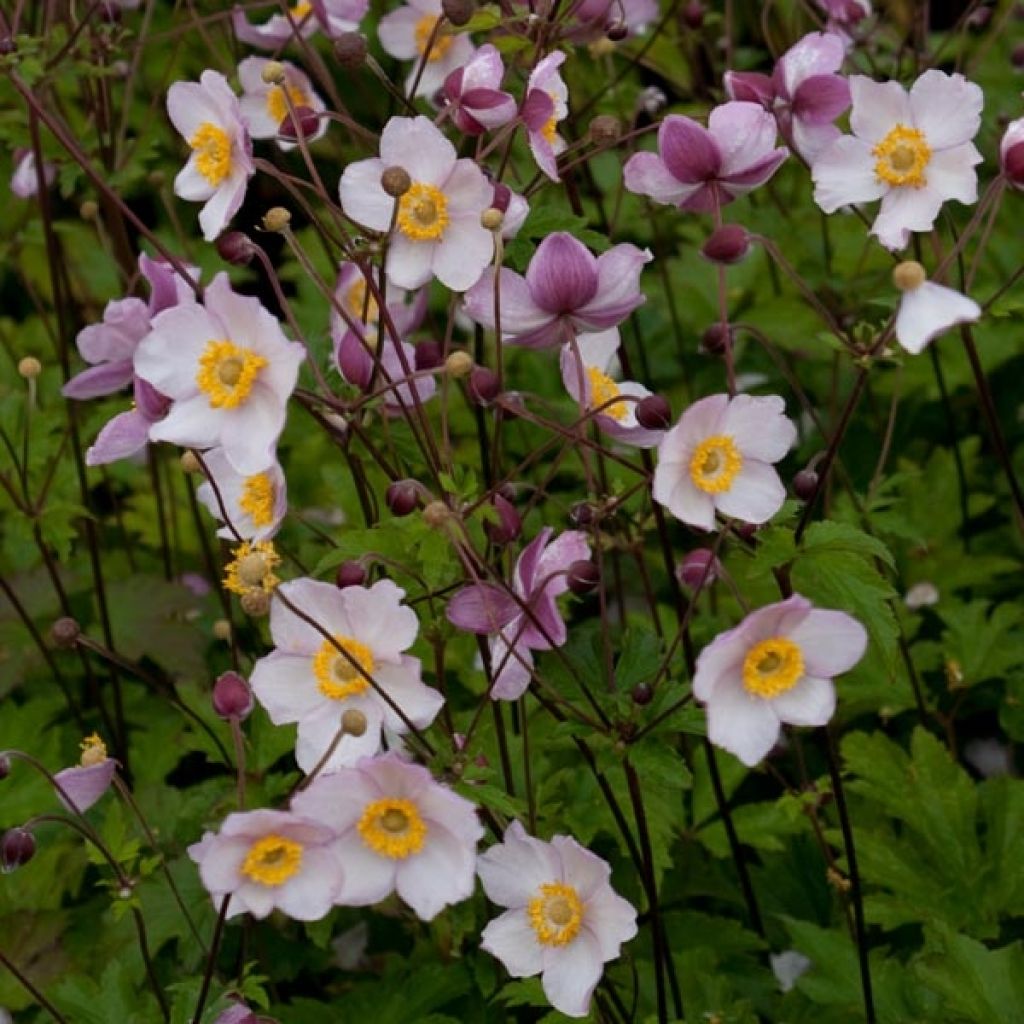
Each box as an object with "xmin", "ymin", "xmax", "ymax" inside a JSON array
[
  {"xmin": 237, "ymin": 553, "xmax": 271, "ymax": 588},
  {"xmin": 484, "ymin": 493, "xmax": 522, "ymax": 545},
  {"xmin": 701, "ymin": 323, "xmax": 731, "ymax": 355},
  {"xmin": 567, "ymin": 559, "xmax": 600, "ymax": 595},
  {"xmin": 490, "ymin": 183, "xmax": 512, "ymax": 213},
  {"xmin": 335, "ymin": 560, "xmax": 367, "ymax": 589},
  {"xmin": 1013, "ymin": 42, "xmax": 1024, "ymax": 69},
  {"xmin": 381, "ymin": 165, "xmax": 412, "ymax": 198},
  {"xmin": 279, "ymin": 106, "xmax": 320, "ymax": 141},
  {"xmin": 179, "ymin": 450, "xmax": 201, "ymax": 473},
  {"xmin": 892, "ymin": 260, "xmax": 926, "ymax": 292},
  {"xmin": 341, "ymin": 709, "xmax": 368, "ymax": 736},
  {"xmin": 212, "ymin": 671, "xmax": 254, "ymax": 720},
  {"xmin": 480, "ymin": 207, "xmax": 504, "ymax": 231},
  {"xmin": 17, "ymin": 356, "xmax": 42, "ymax": 380},
  {"xmin": 605, "ymin": 18, "xmax": 628, "ymax": 39},
  {"xmin": 216, "ymin": 231, "xmax": 257, "ymax": 266},
  {"xmin": 468, "ymin": 366, "xmax": 500, "ymax": 404},
  {"xmin": 50, "ymin": 616, "xmax": 81, "ymax": 649},
  {"xmin": 79, "ymin": 200, "xmax": 99, "ymax": 221},
  {"xmin": 422, "ymin": 500, "xmax": 451, "ymax": 528},
  {"xmin": 676, "ymin": 549, "xmax": 721, "ymax": 589},
  {"xmin": 261, "ymin": 61, "xmax": 287, "ymax": 85},
  {"xmin": 631, "ymin": 682, "xmax": 653, "ymax": 705},
  {"xmin": 262, "ymin": 207, "xmax": 292, "ymax": 233},
  {"xmin": 212, "ymin": 619, "xmax": 232, "ymax": 640},
  {"xmin": 334, "ymin": 32, "xmax": 368, "ymax": 69},
  {"xmin": 569, "ymin": 501, "xmax": 594, "ymax": 527},
  {"xmin": 445, "ymin": 350, "xmax": 474, "ymax": 378},
  {"xmin": 589, "ymin": 114, "xmax": 621, "ymax": 146},
  {"xmin": 682, "ymin": 0, "xmax": 704, "ymax": 28},
  {"xmin": 240, "ymin": 588, "xmax": 271, "ymax": 617},
  {"xmin": 415, "ymin": 339, "xmax": 444, "ymax": 370},
  {"xmin": 386, "ymin": 480, "xmax": 419, "ymax": 517},
  {"xmin": 635, "ymin": 394, "xmax": 671, "ymax": 430},
  {"xmin": 701, "ymin": 224, "xmax": 751, "ymax": 265},
  {"xmin": 1002, "ymin": 141, "xmax": 1024, "ymax": 187},
  {"xmin": 1, "ymin": 828, "xmax": 35, "ymax": 873},
  {"xmin": 0, "ymin": 36, "xmax": 16, "ymax": 56},
  {"xmin": 792, "ymin": 468, "xmax": 819, "ymax": 502},
  {"xmin": 442, "ymin": 0, "xmax": 475, "ymax": 26}
]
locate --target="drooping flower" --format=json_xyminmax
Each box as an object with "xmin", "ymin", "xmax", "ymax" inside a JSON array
[
  {"xmin": 291, "ymin": 752, "xmax": 483, "ymax": 920},
  {"xmin": 652, "ymin": 393, "xmax": 796, "ymax": 531},
  {"xmin": 196, "ymin": 447, "xmax": 288, "ymax": 541},
  {"xmin": 250, "ymin": 579, "xmax": 444, "ymax": 774},
  {"xmin": 53, "ymin": 734, "xmax": 116, "ymax": 814},
  {"xmin": 188, "ymin": 808, "xmax": 343, "ymax": 920},
  {"xmin": 85, "ymin": 379, "xmax": 171, "ymax": 467},
  {"xmin": 522, "ymin": 52, "xmax": 569, "ymax": 181},
  {"xmin": 692, "ymin": 594, "xmax": 867, "ymax": 766},
  {"xmin": 167, "ymin": 70, "xmax": 254, "ymax": 242},
  {"xmin": 559, "ymin": 328, "xmax": 665, "ymax": 447},
  {"xmin": 378, "ymin": 0, "xmax": 475, "ymax": 98},
  {"xmin": 134, "ymin": 273, "xmax": 305, "ymax": 474},
  {"xmin": 446, "ymin": 528, "xmax": 590, "ymax": 700},
  {"xmin": 725, "ymin": 32, "xmax": 851, "ymax": 163},
  {"xmin": 463, "ymin": 232, "xmax": 651, "ymax": 349},
  {"xmin": 10, "ymin": 149, "xmax": 56, "ymax": 200},
  {"xmin": 891, "ymin": 260, "xmax": 980, "ymax": 355},
  {"xmin": 477, "ymin": 821, "xmax": 638, "ymax": 1018},
  {"xmin": 563, "ymin": 0, "xmax": 658, "ymax": 39},
  {"xmin": 812, "ymin": 70, "xmax": 983, "ymax": 251},
  {"xmin": 237, "ymin": 57, "xmax": 327, "ymax": 150},
  {"xmin": 624, "ymin": 102, "xmax": 787, "ymax": 212},
  {"xmin": 339, "ymin": 116, "xmax": 494, "ymax": 292},
  {"xmin": 441, "ymin": 45, "xmax": 517, "ymax": 136}
]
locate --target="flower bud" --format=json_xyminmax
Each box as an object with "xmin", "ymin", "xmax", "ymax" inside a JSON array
[
  {"xmin": 480, "ymin": 207, "xmax": 504, "ymax": 231},
  {"xmin": 468, "ymin": 366, "xmax": 500, "ymax": 404},
  {"xmin": 1013, "ymin": 42, "xmax": 1024, "ymax": 69},
  {"xmin": 567, "ymin": 559, "xmax": 600, "ymax": 595},
  {"xmin": 676, "ymin": 549, "xmax": 721, "ymax": 589},
  {"xmin": 568, "ymin": 501, "xmax": 594, "ymax": 527},
  {"xmin": 682, "ymin": 0, "xmax": 704, "ymax": 28},
  {"xmin": 490, "ymin": 183, "xmax": 512, "ymax": 213},
  {"xmin": 334, "ymin": 32, "xmax": 368, "ymax": 69},
  {"xmin": 892, "ymin": 260, "xmax": 926, "ymax": 292},
  {"xmin": 0, "ymin": 36, "xmax": 16, "ymax": 56},
  {"xmin": 701, "ymin": 323, "xmax": 732, "ymax": 355},
  {"xmin": 386, "ymin": 480, "xmax": 419, "ymax": 517},
  {"xmin": 381, "ymin": 166, "xmax": 412, "ymax": 198},
  {"xmin": 17, "ymin": 356, "xmax": 42, "ymax": 379},
  {"xmin": 240, "ymin": 588, "xmax": 271, "ymax": 617},
  {"xmin": 217, "ymin": 231, "xmax": 257, "ymax": 266},
  {"xmin": 261, "ymin": 61, "xmax": 287, "ymax": 85},
  {"xmin": 1002, "ymin": 139, "xmax": 1024, "ymax": 188},
  {"xmin": 792, "ymin": 468, "xmax": 819, "ymax": 502},
  {"xmin": 484, "ymin": 493, "xmax": 522, "ymax": 545},
  {"xmin": 415, "ymin": 339, "xmax": 444, "ymax": 370},
  {"xmin": 335, "ymin": 561, "xmax": 367, "ymax": 589},
  {"xmin": 213, "ymin": 619, "xmax": 232, "ymax": 640},
  {"xmin": 1, "ymin": 828, "xmax": 35, "ymax": 873},
  {"xmin": 422, "ymin": 500, "xmax": 451, "ymax": 528},
  {"xmin": 51, "ymin": 616, "xmax": 81, "ymax": 649},
  {"xmin": 605, "ymin": 19, "xmax": 628, "ymax": 40},
  {"xmin": 631, "ymin": 682, "xmax": 653, "ymax": 705},
  {"xmin": 180, "ymin": 450, "xmax": 201, "ymax": 473},
  {"xmin": 635, "ymin": 394, "xmax": 671, "ymax": 430},
  {"xmin": 445, "ymin": 351, "xmax": 474, "ymax": 378},
  {"xmin": 262, "ymin": 207, "xmax": 291, "ymax": 232},
  {"xmin": 701, "ymin": 224, "xmax": 751, "ymax": 265},
  {"xmin": 589, "ymin": 114, "xmax": 621, "ymax": 146},
  {"xmin": 279, "ymin": 106, "xmax": 320, "ymax": 141},
  {"xmin": 0, "ymin": 756, "xmax": 9, "ymax": 780},
  {"xmin": 80, "ymin": 200, "xmax": 99, "ymax": 221},
  {"xmin": 341, "ymin": 709, "xmax": 368, "ymax": 736},
  {"xmin": 212, "ymin": 671, "xmax": 254, "ymax": 720},
  {"xmin": 442, "ymin": 0, "xmax": 475, "ymax": 26}
]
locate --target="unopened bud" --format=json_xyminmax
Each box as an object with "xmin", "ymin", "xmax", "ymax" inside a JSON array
[
  {"xmin": 676, "ymin": 549, "xmax": 721, "ymax": 589},
  {"xmin": 569, "ymin": 501, "xmax": 594, "ymax": 528},
  {"xmin": 79, "ymin": 200, "xmax": 99, "ymax": 221},
  {"xmin": 262, "ymin": 207, "xmax": 291, "ymax": 232},
  {"xmin": 381, "ymin": 166, "xmax": 412, "ymax": 198},
  {"xmin": 631, "ymin": 682, "xmax": 653, "ymax": 705},
  {"xmin": 415, "ymin": 339, "xmax": 444, "ymax": 370},
  {"xmin": 18, "ymin": 356, "xmax": 42, "ymax": 379},
  {"xmin": 212, "ymin": 671, "xmax": 254, "ymax": 720},
  {"xmin": 892, "ymin": 260, "xmax": 926, "ymax": 292},
  {"xmin": 589, "ymin": 114, "xmax": 621, "ymax": 146},
  {"xmin": 1013, "ymin": 42, "xmax": 1024, "ymax": 69},
  {"xmin": 422, "ymin": 500, "xmax": 451, "ymax": 528},
  {"xmin": 480, "ymin": 207, "xmax": 504, "ymax": 231},
  {"xmin": 334, "ymin": 32, "xmax": 368, "ymax": 69},
  {"xmin": 1, "ymin": 828, "xmax": 36, "ymax": 873},
  {"xmin": 240, "ymin": 588, "xmax": 271, "ymax": 617},
  {"xmin": 635, "ymin": 394, "xmax": 671, "ymax": 430},
  {"xmin": 701, "ymin": 323, "xmax": 732, "ymax": 355},
  {"xmin": 442, "ymin": 0, "xmax": 475, "ymax": 26},
  {"xmin": 484, "ymin": 493, "xmax": 522, "ymax": 545},
  {"xmin": 341, "ymin": 709, "xmax": 368, "ymax": 736},
  {"xmin": 261, "ymin": 61, "xmax": 287, "ymax": 85},
  {"xmin": 701, "ymin": 224, "xmax": 751, "ymax": 264},
  {"xmin": 51, "ymin": 617, "xmax": 81, "ymax": 649},
  {"xmin": 792, "ymin": 468, "xmax": 819, "ymax": 502},
  {"xmin": 216, "ymin": 231, "xmax": 257, "ymax": 266},
  {"xmin": 0, "ymin": 756, "xmax": 9, "ymax": 780},
  {"xmin": 1002, "ymin": 140, "xmax": 1024, "ymax": 187},
  {"xmin": 682, "ymin": 0, "xmax": 704, "ymax": 28},
  {"xmin": 445, "ymin": 351, "xmax": 474, "ymax": 378},
  {"xmin": 386, "ymin": 480, "xmax": 419, "ymax": 517},
  {"xmin": 490, "ymin": 183, "xmax": 512, "ymax": 213},
  {"xmin": 212, "ymin": 619, "xmax": 232, "ymax": 640},
  {"xmin": 335, "ymin": 561, "xmax": 367, "ymax": 588},
  {"xmin": 0, "ymin": 36, "xmax": 16, "ymax": 56},
  {"xmin": 180, "ymin": 450, "xmax": 201, "ymax": 473},
  {"xmin": 468, "ymin": 366, "xmax": 500, "ymax": 404},
  {"xmin": 279, "ymin": 106, "xmax": 320, "ymax": 141},
  {"xmin": 567, "ymin": 559, "xmax": 600, "ymax": 595}
]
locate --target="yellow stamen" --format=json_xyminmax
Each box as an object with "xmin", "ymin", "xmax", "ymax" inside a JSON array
[
  {"xmin": 189, "ymin": 122, "xmax": 233, "ymax": 187},
  {"xmin": 239, "ymin": 472, "xmax": 276, "ymax": 529},
  {"xmin": 312, "ymin": 634, "xmax": 375, "ymax": 700},
  {"xmin": 689, "ymin": 435, "xmax": 743, "ymax": 494},
  {"xmin": 413, "ymin": 15, "xmax": 453, "ymax": 61},
  {"xmin": 80, "ymin": 733, "xmax": 107, "ymax": 768},
  {"xmin": 357, "ymin": 798, "xmax": 427, "ymax": 859},
  {"xmin": 266, "ymin": 82, "xmax": 311, "ymax": 124},
  {"xmin": 346, "ymin": 278, "xmax": 379, "ymax": 324},
  {"xmin": 241, "ymin": 834, "xmax": 303, "ymax": 886},
  {"xmin": 195, "ymin": 339, "xmax": 267, "ymax": 409},
  {"xmin": 873, "ymin": 124, "xmax": 931, "ymax": 188},
  {"xmin": 223, "ymin": 540, "xmax": 280, "ymax": 595},
  {"xmin": 742, "ymin": 636, "xmax": 804, "ymax": 698},
  {"xmin": 527, "ymin": 882, "xmax": 583, "ymax": 946},
  {"xmin": 587, "ymin": 367, "xmax": 627, "ymax": 421},
  {"xmin": 541, "ymin": 115, "xmax": 559, "ymax": 144},
  {"xmin": 291, "ymin": 1, "xmax": 313, "ymax": 17},
  {"xmin": 396, "ymin": 182, "xmax": 449, "ymax": 242}
]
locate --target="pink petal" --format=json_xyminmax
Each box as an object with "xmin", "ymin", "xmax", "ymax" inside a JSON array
[
  {"xmin": 447, "ymin": 583, "xmax": 520, "ymax": 634},
  {"xmin": 786, "ymin": 608, "xmax": 867, "ymax": 676}
]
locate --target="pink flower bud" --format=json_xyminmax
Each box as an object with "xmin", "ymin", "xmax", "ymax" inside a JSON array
[
  {"xmin": 386, "ymin": 480, "xmax": 419, "ymax": 517},
  {"xmin": 212, "ymin": 672, "xmax": 254, "ymax": 721},
  {"xmin": 567, "ymin": 559, "xmax": 600, "ymax": 595},
  {"xmin": 484, "ymin": 493, "xmax": 522, "ymax": 545},
  {"xmin": 701, "ymin": 224, "xmax": 751, "ymax": 265},
  {"xmin": 335, "ymin": 561, "xmax": 367, "ymax": 589},
  {"xmin": 468, "ymin": 366, "xmax": 500, "ymax": 405},
  {"xmin": 415, "ymin": 340, "xmax": 444, "ymax": 371},
  {"xmin": 278, "ymin": 106, "xmax": 320, "ymax": 141},
  {"xmin": 631, "ymin": 682, "xmax": 653, "ymax": 705},
  {"xmin": 635, "ymin": 394, "xmax": 671, "ymax": 430},
  {"xmin": 1, "ymin": 827, "xmax": 35, "ymax": 873},
  {"xmin": 217, "ymin": 231, "xmax": 257, "ymax": 266},
  {"xmin": 792, "ymin": 468, "xmax": 819, "ymax": 502},
  {"xmin": 676, "ymin": 549, "xmax": 721, "ymax": 589}
]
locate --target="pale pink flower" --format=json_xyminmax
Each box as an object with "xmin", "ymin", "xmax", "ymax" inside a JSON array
[
  {"xmin": 196, "ymin": 447, "xmax": 288, "ymax": 540},
  {"xmin": 339, "ymin": 116, "xmax": 494, "ymax": 292},
  {"xmin": 53, "ymin": 734, "xmax": 116, "ymax": 814},
  {"xmin": 891, "ymin": 260, "xmax": 980, "ymax": 355},
  {"xmin": 188, "ymin": 809, "xmax": 343, "ymax": 920},
  {"xmin": 237, "ymin": 57, "xmax": 327, "ymax": 150},
  {"xmin": 378, "ymin": 0, "xmax": 475, "ymax": 98},
  {"xmin": 564, "ymin": 0, "xmax": 657, "ymax": 39},
  {"xmin": 10, "ymin": 149, "xmax": 56, "ymax": 199},
  {"xmin": 291, "ymin": 752, "xmax": 484, "ymax": 920},
  {"xmin": 652, "ymin": 394, "xmax": 796, "ymax": 531},
  {"xmin": 477, "ymin": 821, "xmax": 638, "ymax": 1018},
  {"xmin": 250, "ymin": 578, "xmax": 444, "ymax": 774},
  {"xmin": 232, "ymin": 0, "xmax": 366, "ymax": 48},
  {"xmin": 560, "ymin": 329, "xmax": 664, "ymax": 447},
  {"xmin": 441, "ymin": 45, "xmax": 517, "ymax": 136},
  {"xmin": 167, "ymin": 70, "xmax": 254, "ymax": 242},
  {"xmin": 523, "ymin": 52, "xmax": 569, "ymax": 181},
  {"xmin": 692, "ymin": 594, "xmax": 867, "ymax": 766},
  {"xmin": 812, "ymin": 70, "xmax": 983, "ymax": 250},
  {"xmin": 133, "ymin": 273, "xmax": 305, "ymax": 475}
]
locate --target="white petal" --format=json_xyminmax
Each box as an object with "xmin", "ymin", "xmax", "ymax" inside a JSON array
[
  {"xmin": 652, "ymin": 463, "xmax": 717, "ymax": 531},
  {"xmin": 432, "ymin": 216, "xmax": 494, "ymax": 292},
  {"xmin": 379, "ymin": 115, "xmax": 456, "ymax": 186},
  {"xmin": 926, "ymin": 143, "xmax": 982, "ymax": 204},
  {"xmin": 394, "ymin": 823, "xmax": 476, "ymax": 920},
  {"xmin": 720, "ymin": 394, "xmax": 796, "ymax": 463},
  {"xmin": 276, "ymin": 846, "xmax": 344, "ymax": 920},
  {"xmin": 909, "ymin": 70, "xmax": 983, "ymax": 151},
  {"xmin": 896, "ymin": 281, "xmax": 980, "ymax": 354},
  {"xmin": 786, "ymin": 609, "xmax": 868, "ymax": 676},
  {"xmin": 339, "ymin": 157, "xmax": 392, "ymax": 232},
  {"xmin": 332, "ymin": 832, "xmax": 398, "ymax": 907},
  {"xmin": 812, "ymin": 135, "xmax": 885, "ymax": 213},
  {"xmin": 477, "ymin": 822, "xmax": 562, "ymax": 907},
  {"xmin": 386, "ymin": 233, "xmax": 435, "ymax": 290},
  {"xmin": 705, "ymin": 675, "xmax": 782, "ymax": 767},
  {"xmin": 715, "ymin": 459, "xmax": 786, "ymax": 525},
  {"xmin": 870, "ymin": 186, "xmax": 943, "ymax": 251},
  {"xmin": 540, "ymin": 931, "xmax": 604, "ymax": 1018},
  {"xmin": 250, "ymin": 652, "xmax": 324, "ymax": 724},
  {"xmin": 148, "ymin": 394, "xmax": 223, "ymax": 449},
  {"xmin": 769, "ymin": 675, "xmax": 836, "ymax": 727},
  {"xmin": 582, "ymin": 887, "xmax": 638, "ymax": 960},
  {"xmin": 481, "ymin": 909, "xmax": 545, "ymax": 976},
  {"xmin": 849, "ymin": 76, "xmax": 910, "ymax": 145}
]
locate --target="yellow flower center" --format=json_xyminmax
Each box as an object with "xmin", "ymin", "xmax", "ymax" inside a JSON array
[
  {"xmin": 291, "ymin": 1, "xmax": 313, "ymax": 17},
  {"xmin": 873, "ymin": 124, "xmax": 931, "ymax": 188},
  {"xmin": 541, "ymin": 114, "xmax": 559, "ymax": 144},
  {"xmin": 742, "ymin": 636, "xmax": 805, "ymax": 698},
  {"xmin": 223, "ymin": 540, "xmax": 281, "ymax": 595},
  {"xmin": 527, "ymin": 882, "xmax": 583, "ymax": 946},
  {"xmin": 414, "ymin": 15, "xmax": 453, "ymax": 61},
  {"xmin": 80, "ymin": 733, "xmax": 107, "ymax": 768},
  {"xmin": 189, "ymin": 122, "xmax": 233, "ymax": 187},
  {"xmin": 312, "ymin": 634, "xmax": 375, "ymax": 700},
  {"xmin": 586, "ymin": 366, "xmax": 627, "ymax": 421},
  {"xmin": 357, "ymin": 798, "xmax": 427, "ymax": 859},
  {"xmin": 241, "ymin": 834, "xmax": 304, "ymax": 886},
  {"xmin": 346, "ymin": 277, "xmax": 379, "ymax": 324},
  {"xmin": 397, "ymin": 182, "xmax": 449, "ymax": 242},
  {"xmin": 689, "ymin": 435, "xmax": 743, "ymax": 494},
  {"xmin": 196, "ymin": 339, "xmax": 267, "ymax": 409},
  {"xmin": 266, "ymin": 82, "xmax": 311, "ymax": 125},
  {"xmin": 239, "ymin": 472, "xmax": 276, "ymax": 529}
]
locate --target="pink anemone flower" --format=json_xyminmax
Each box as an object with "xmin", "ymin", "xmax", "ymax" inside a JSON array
[
  {"xmin": 237, "ymin": 57, "xmax": 327, "ymax": 151},
  {"xmin": 442, "ymin": 45, "xmax": 517, "ymax": 136},
  {"xmin": 196, "ymin": 447, "xmax": 288, "ymax": 541},
  {"xmin": 378, "ymin": 0, "xmax": 475, "ymax": 99},
  {"xmin": 53, "ymin": 734, "xmax": 116, "ymax": 814},
  {"xmin": 522, "ymin": 52, "xmax": 569, "ymax": 181},
  {"xmin": 10, "ymin": 149, "xmax": 56, "ymax": 199}
]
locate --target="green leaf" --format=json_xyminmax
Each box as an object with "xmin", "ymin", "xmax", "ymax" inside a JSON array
[{"xmin": 801, "ymin": 520, "xmax": 895, "ymax": 570}]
